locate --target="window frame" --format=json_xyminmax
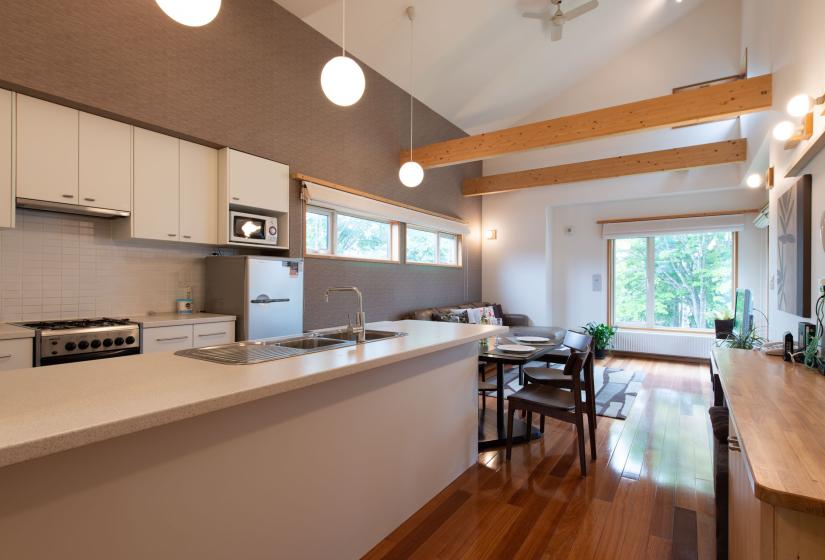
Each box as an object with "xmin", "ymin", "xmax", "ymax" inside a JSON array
[
  {"xmin": 405, "ymin": 225, "xmax": 463, "ymax": 268},
  {"xmin": 607, "ymin": 231, "xmax": 738, "ymax": 333},
  {"xmin": 304, "ymin": 205, "xmax": 400, "ymax": 263}
]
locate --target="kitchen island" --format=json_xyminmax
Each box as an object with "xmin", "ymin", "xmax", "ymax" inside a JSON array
[{"xmin": 0, "ymin": 320, "xmax": 505, "ymax": 560}]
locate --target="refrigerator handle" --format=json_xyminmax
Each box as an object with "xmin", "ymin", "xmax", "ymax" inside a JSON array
[{"xmin": 250, "ymin": 295, "xmax": 291, "ymax": 304}]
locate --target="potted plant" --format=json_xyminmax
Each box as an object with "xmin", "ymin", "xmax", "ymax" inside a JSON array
[
  {"xmin": 582, "ymin": 322, "xmax": 617, "ymax": 359},
  {"xmin": 714, "ymin": 309, "xmax": 734, "ymax": 340},
  {"xmin": 717, "ymin": 326, "xmax": 765, "ymax": 350}
]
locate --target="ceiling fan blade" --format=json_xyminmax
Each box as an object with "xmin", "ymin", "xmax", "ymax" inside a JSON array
[
  {"xmin": 522, "ymin": 12, "xmax": 548, "ymax": 20},
  {"xmin": 563, "ymin": 0, "xmax": 599, "ymax": 21},
  {"xmin": 549, "ymin": 23, "xmax": 563, "ymax": 41}
]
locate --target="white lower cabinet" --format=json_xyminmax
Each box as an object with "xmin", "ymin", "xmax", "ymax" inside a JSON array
[
  {"xmin": 193, "ymin": 321, "xmax": 235, "ymax": 347},
  {"xmin": 0, "ymin": 338, "xmax": 33, "ymax": 371},
  {"xmin": 142, "ymin": 325, "xmax": 193, "ymax": 354},
  {"xmin": 143, "ymin": 321, "xmax": 235, "ymax": 354}
]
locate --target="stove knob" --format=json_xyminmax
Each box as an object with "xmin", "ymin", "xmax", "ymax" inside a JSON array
[
  {"xmin": 114, "ymin": 337, "xmax": 124, "ymax": 346},
  {"xmin": 78, "ymin": 340, "xmax": 90, "ymax": 350},
  {"xmin": 51, "ymin": 340, "xmax": 58, "ymax": 346},
  {"xmin": 125, "ymin": 336, "xmax": 136, "ymax": 345},
  {"xmin": 91, "ymin": 339, "xmax": 102, "ymax": 349},
  {"xmin": 268, "ymin": 226, "xmax": 277, "ymax": 236},
  {"xmin": 64, "ymin": 342, "xmax": 77, "ymax": 351},
  {"xmin": 103, "ymin": 338, "xmax": 113, "ymax": 347}
]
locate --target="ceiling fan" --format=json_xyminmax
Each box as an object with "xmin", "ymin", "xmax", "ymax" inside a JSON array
[{"xmin": 522, "ymin": 0, "xmax": 599, "ymax": 41}]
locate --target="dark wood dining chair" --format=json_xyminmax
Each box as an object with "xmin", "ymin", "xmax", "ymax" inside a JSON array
[
  {"xmin": 521, "ymin": 333, "xmax": 597, "ymax": 457},
  {"xmin": 505, "ymin": 331, "xmax": 594, "ymax": 476},
  {"xmin": 478, "ymin": 362, "xmax": 497, "ymax": 413}
]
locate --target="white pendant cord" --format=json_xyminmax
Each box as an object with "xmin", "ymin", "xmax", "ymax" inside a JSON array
[
  {"xmin": 408, "ymin": 6, "xmax": 415, "ymax": 162},
  {"xmin": 342, "ymin": 0, "xmax": 346, "ymax": 56}
]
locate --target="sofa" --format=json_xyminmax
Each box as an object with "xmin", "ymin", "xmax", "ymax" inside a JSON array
[
  {"xmin": 405, "ymin": 301, "xmax": 529, "ymax": 326},
  {"xmin": 404, "ymin": 302, "xmax": 565, "ymax": 341}
]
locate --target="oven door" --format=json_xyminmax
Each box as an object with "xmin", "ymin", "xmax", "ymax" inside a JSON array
[
  {"xmin": 230, "ymin": 212, "xmax": 277, "ymax": 246},
  {"xmin": 38, "ymin": 347, "xmax": 140, "ymax": 367}
]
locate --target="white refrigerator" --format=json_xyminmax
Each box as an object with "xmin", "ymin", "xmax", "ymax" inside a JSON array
[{"xmin": 205, "ymin": 256, "xmax": 304, "ymax": 341}]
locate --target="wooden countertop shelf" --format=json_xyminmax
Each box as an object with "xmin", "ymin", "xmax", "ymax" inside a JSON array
[{"xmin": 713, "ymin": 348, "xmax": 825, "ymax": 516}]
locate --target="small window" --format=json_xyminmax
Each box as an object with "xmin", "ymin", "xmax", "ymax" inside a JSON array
[
  {"xmin": 336, "ymin": 213, "xmax": 392, "ymax": 260},
  {"xmin": 305, "ymin": 208, "xmax": 331, "ymax": 254},
  {"xmin": 305, "ymin": 206, "xmax": 399, "ymax": 262},
  {"xmin": 406, "ymin": 226, "xmax": 461, "ymax": 266}
]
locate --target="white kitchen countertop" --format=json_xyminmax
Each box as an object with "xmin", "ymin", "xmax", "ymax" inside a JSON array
[
  {"xmin": 133, "ymin": 312, "xmax": 236, "ymax": 328},
  {"xmin": 0, "ymin": 323, "xmax": 35, "ymax": 341},
  {"xmin": 0, "ymin": 320, "xmax": 506, "ymax": 469}
]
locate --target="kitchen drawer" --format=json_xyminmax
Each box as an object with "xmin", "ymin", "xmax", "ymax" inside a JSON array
[
  {"xmin": 193, "ymin": 321, "xmax": 235, "ymax": 347},
  {"xmin": 143, "ymin": 325, "xmax": 193, "ymax": 354},
  {"xmin": 0, "ymin": 338, "xmax": 33, "ymax": 371}
]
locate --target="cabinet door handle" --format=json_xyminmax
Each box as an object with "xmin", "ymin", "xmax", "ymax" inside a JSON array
[
  {"xmin": 167, "ymin": 233, "xmax": 177, "ymax": 237},
  {"xmin": 84, "ymin": 197, "xmax": 96, "ymax": 202},
  {"xmin": 728, "ymin": 443, "xmax": 741, "ymax": 452},
  {"xmin": 0, "ymin": 354, "xmax": 12, "ymax": 359},
  {"xmin": 198, "ymin": 331, "xmax": 227, "ymax": 337},
  {"xmin": 62, "ymin": 194, "xmax": 75, "ymax": 199},
  {"xmin": 182, "ymin": 235, "xmax": 192, "ymax": 239},
  {"xmin": 727, "ymin": 436, "xmax": 739, "ymax": 445},
  {"xmin": 232, "ymin": 197, "xmax": 240, "ymax": 201},
  {"xmin": 156, "ymin": 336, "xmax": 189, "ymax": 342}
]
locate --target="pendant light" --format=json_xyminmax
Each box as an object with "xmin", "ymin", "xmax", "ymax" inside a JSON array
[
  {"xmin": 155, "ymin": 0, "xmax": 221, "ymax": 27},
  {"xmin": 399, "ymin": 6, "xmax": 425, "ymax": 188},
  {"xmin": 321, "ymin": 0, "xmax": 366, "ymax": 107}
]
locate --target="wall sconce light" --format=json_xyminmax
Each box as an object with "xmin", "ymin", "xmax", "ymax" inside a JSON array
[
  {"xmin": 773, "ymin": 112, "xmax": 813, "ymax": 148},
  {"xmin": 485, "ymin": 229, "xmax": 497, "ymax": 240},
  {"xmin": 746, "ymin": 172, "xmax": 763, "ymax": 189},
  {"xmin": 766, "ymin": 166, "xmax": 774, "ymax": 189},
  {"xmin": 775, "ymin": 92, "xmax": 821, "ymax": 149}
]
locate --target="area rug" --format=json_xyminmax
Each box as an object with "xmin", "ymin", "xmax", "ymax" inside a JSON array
[{"xmin": 496, "ymin": 363, "xmax": 645, "ymax": 420}]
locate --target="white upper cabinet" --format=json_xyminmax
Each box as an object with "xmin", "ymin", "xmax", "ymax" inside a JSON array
[
  {"xmin": 133, "ymin": 128, "xmax": 179, "ymax": 241},
  {"xmin": 180, "ymin": 140, "xmax": 218, "ymax": 245},
  {"xmin": 16, "ymin": 95, "xmax": 79, "ymax": 204},
  {"xmin": 219, "ymin": 148, "xmax": 289, "ymax": 213},
  {"xmin": 79, "ymin": 112, "xmax": 131, "ymax": 212},
  {"xmin": 0, "ymin": 89, "xmax": 12, "ymax": 229}
]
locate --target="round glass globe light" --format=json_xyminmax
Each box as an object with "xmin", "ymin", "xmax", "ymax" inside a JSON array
[
  {"xmin": 155, "ymin": 0, "xmax": 221, "ymax": 27},
  {"xmin": 320, "ymin": 56, "xmax": 365, "ymax": 107},
  {"xmin": 773, "ymin": 120, "xmax": 796, "ymax": 141},
  {"xmin": 399, "ymin": 161, "xmax": 424, "ymax": 188},
  {"xmin": 746, "ymin": 173, "xmax": 763, "ymax": 189},
  {"xmin": 787, "ymin": 94, "xmax": 813, "ymax": 118}
]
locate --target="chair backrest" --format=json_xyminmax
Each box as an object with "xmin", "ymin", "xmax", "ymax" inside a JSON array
[{"xmin": 563, "ymin": 330, "xmax": 592, "ymax": 353}]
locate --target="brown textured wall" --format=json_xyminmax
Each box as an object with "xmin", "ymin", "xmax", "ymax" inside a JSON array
[{"xmin": 0, "ymin": 0, "xmax": 482, "ymax": 329}]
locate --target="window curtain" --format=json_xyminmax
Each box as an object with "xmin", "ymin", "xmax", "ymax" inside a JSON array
[
  {"xmin": 301, "ymin": 181, "xmax": 470, "ymax": 235},
  {"xmin": 601, "ymin": 214, "xmax": 745, "ymax": 239}
]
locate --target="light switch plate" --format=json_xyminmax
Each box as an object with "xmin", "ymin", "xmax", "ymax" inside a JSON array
[{"xmin": 592, "ymin": 274, "xmax": 602, "ymax": 292}]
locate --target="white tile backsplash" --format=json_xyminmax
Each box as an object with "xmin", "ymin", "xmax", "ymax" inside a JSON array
[{"xmin": 0, "ymin": 210, "xmax": 217, "ymax": 321}]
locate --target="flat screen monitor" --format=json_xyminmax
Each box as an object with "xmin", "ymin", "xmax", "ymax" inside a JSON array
[{"xmin": 733, "ymin": 288, "xmax": 752, "ymax": 336}]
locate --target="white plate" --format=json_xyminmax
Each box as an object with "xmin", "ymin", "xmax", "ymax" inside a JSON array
[
  {"xmin": 496, "ymin": 344, "xmax": 537, "ymax": 354},
  {"xmin": 516, "ymin": 336, "xmax": 550, "ymax": 344}
]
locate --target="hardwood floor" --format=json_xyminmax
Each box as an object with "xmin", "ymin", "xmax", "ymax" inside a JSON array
[{"xmin": 364, "ymin": 356, "xmax": 715, "ymax": 560}]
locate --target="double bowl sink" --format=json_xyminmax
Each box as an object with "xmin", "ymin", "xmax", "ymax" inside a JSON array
[{"xmin": 175, "ymin": 328, "xmax": 405, "ymax": 365}]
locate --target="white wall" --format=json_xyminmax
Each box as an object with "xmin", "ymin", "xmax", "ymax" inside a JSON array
[
  {"xmin": 739, "ymin": 0, "xmax": 825, "ymax": 339},
  {"xmin": 481, "ymin": 0, "xmax": 769, "ymax": 331}
]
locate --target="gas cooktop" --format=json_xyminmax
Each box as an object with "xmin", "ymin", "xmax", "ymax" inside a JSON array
[{"xmin": 16, "ymin": 318, "xmax": 134, "ymax": 331}]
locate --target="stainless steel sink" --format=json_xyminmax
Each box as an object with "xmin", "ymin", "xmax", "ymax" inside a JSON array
[
  {"xmin": 318, "ymin": 328, "xmax": 406, "ymax": 343},
  {"xmin": 175, "ymin": 335, "xmax": 355, "ymax": 365}
]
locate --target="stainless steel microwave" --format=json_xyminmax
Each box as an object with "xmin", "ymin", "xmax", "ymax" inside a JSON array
[{"xmin": 229, "ymin": 211, "xmax": 279, "ymax": 246}]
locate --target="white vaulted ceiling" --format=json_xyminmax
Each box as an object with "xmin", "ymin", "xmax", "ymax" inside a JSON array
[{"xmin": 276, "ymin": 0, "xmax": 710, "ymax": 134}]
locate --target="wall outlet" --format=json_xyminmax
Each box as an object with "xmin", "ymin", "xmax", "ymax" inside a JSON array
[{"xmin": 592, "ymin": 274, "xmax": 602, "ymax": 292}]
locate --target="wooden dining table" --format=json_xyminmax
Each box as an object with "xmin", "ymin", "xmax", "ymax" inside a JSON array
[{"xmin": 478, "ymin": 335, "xmax": 569, "ymax": 450}]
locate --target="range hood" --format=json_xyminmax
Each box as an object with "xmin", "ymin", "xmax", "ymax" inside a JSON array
[{"xmin": 16, "ymin": 198, "xmax": 130, "ymax": 218}]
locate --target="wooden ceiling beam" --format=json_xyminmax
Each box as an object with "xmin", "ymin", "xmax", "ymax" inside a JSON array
[
  {"xmin": 404, "ymin": 74, "xmax": 771, "ymax": 169},
  {"xmin": 462, "ymin": 139, "xmax": 747, "ymax": 197}
]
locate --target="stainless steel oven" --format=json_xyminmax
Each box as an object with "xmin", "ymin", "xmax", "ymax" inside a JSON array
[{"xmin": 229, "ymin": 211, "xmax": 279, "ymax": 247}]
